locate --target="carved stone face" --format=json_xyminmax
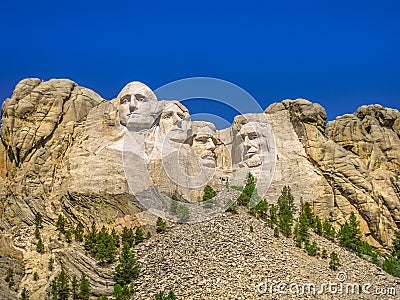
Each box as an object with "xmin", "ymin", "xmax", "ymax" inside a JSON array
[
  {"xmin": 191, "ymin": 122, "xmax": 217, "ymax": 168},
  {"xmin": 239, "ymin": 122, "xmax": 263, "ymax": 168},
  {"xmin": 159, "ymin": 101, "xmax": 190, "ymax": 143},
  {"xmin": 118, "ymin": 82, "xmax": 158, "ymax": 131}
]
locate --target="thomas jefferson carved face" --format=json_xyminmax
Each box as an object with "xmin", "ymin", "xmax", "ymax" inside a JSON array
[
  {"xmin": 191, "ymin": 122, "xmax": 217, "ymax": 168},
  {"xmin": 159, "ymin": 101, "xmax": 190, "ymax": 143},
  {"xmin": 118, "ymin": 82, "xmax": 158, "ymax": 130}
]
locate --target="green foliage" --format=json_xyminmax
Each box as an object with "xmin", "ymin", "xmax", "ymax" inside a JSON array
[
  {"xmin": 79, "ymin": 273, "xmax": 90, "ymax": 300},
  {"xmin": 277, "ymin": 186, "xmax": 294, "ymax": 237},
  {"xmin": 48, "ymin": 257, "xmax": 54, "ymax": 271},
  {"xmin": 19, "ymin": 287, "xmax": 30, "ymax": 300},
  {"xmin": 74, "ymin": 221, "xmax": 84, "ymax": 242},
  {"xmin": 313, "ymin": 216, "xmax": 323, "ymax": 236},
  {"xmin": 113, "ymin": 283, "xmax": 134, "ymax": 300},
  {"xmin": 267, "ymin": 204, "xmax": 278, "ymax": 228},
  {"xmin": 360, "ymin": 242, "xmax": 378, "ymax": 262},
  {"xmin": 121, "ymin": 227, "xmax": 135, "ymax": 248},
  {"xmin": 297, "ymin": 211, "xmax": 310, "ymax": 242},
  {"xmin": 383, "ymin": 255, "xmax": 400, "ymax": 277},
  {"xmin": 322, "ymin": 219, "xmax": 335, "ymax": 241},
  {"xmin": 35, "ymin": 212, "xmax": 43, "ymax": 228},
  {"xmin": 33, "ymin": 272, "xmax": 39, "ymax": 281},
  {"xmin": 36, "ymin": 237, "xmax": 45, "ymax": 254},
  {"xmin": 250, "ymin": 199, "xmax": 268, "ymax": 219},
  {"xmin": 305, "ymin": 240, "xmax": 318, "ymax": 256},
  {"xmin": 338, "ymin": 212, "xmax": 363, "ymax": 255},
  {"xmin": 84, "ymin": 223, "xmax": 117, "ymax": 263},
  {"xmin": 113, "ymin": 243, "xmax": 140, "ymax": 287},
  {"xmin": 95, "ymin": 226, "xmax": 117, "ymax": 264},
  {"xmin": 84, "ymin": 222, "xmax": 98, "ymax": 255},
  {"xmin": 176, "ymin": 203, "xmax": 190, "ymax": 223},
  {"xmin": 156, "ymin": 217, "xmax": 167, "ymax": 233},
  {"xmin": 237, "ymin": 172, "xmax": 255, "ymax": 207},
  {"xmin": 56, "ymin": 215, "xmax": 66, "ymax": 234},
  {"xmin": 71, "ymin": 275, "xmax": 78, "ymax": 300},
  {"xmin": 249, "ymin": 225, "xmax": 254, "ymax": 233},
  {"xmin": 301, "ymin": 202, "xmax": 314, "ymax": 226},
  {"xmin": 65, "ymin": 229, "xmax": 73, "ymax": 243},
  {"xmin": 97, "ymin": 296, "xmax": 108, "ymax": 300},
  {"xmin": 111, "ymin": 228, "xmax": 120, "ymax": 248},
  {"xmin": 34, "ymin": 227, "xmax": 40, "ymax": 239},
  {"xmin": 322, "ymin": 249, "xmax": 328, "ymax": 259},
  {"xmin": 51, "ymin": 269, "xmax": 70, "ymax": 300},
  {"xmin": 329, "ymin": 252, "xmax": 340, "ymax": 271},
  {"xmin": 155, "ymin": 290, "xmax": 177, "ymax": 300},
  {"xmin": 135, "ymin": 227, "xmax": 144, "ymax": 245},
  {"xmin": 202, "ymin": 185, "xmax": 216, "ymax": 201},
  {"xmin": 273, "ymin": 226, "xmax": 279, "ymax": 237},
  {"xmin": 5, "ymin": 267, "xmax": 14, "ymax": 288}
]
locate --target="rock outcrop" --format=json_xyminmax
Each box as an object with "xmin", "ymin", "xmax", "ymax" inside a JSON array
[{"xmin": 0, "ymin": 78, "xmax": 399, "ymax": 298}]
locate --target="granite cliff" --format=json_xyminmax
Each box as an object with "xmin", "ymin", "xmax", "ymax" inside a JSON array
[{"xmin": 0, "ymin": 78, "xmax": 399, "ymax": 298}]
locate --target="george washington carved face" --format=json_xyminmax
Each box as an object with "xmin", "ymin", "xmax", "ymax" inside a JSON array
[{"xmin": 118, "ymin": 82, "xmax": 159, "ymax": 131}]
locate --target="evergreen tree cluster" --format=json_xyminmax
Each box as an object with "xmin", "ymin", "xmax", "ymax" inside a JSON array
[
  {"xmin": 50, "ymin": 270, "xmax": 90, "ymax": 300},
  {"xmin": 84, "ymin": 222, "xmax": 119, "ymax": 264}
]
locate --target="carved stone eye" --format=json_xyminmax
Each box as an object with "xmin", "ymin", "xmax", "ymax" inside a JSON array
[
  {"xmin": 135, "ymin": 94, "xmax": 146, "ymax": 102},
  {"xmin": 120, "ymin": 95, "xmax": 131, "ymax": 104}
]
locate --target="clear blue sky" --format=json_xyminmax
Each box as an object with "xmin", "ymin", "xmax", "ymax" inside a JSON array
[{"xmin": 1, "ymin": 0, "xmax": 399, "ymax": 126}]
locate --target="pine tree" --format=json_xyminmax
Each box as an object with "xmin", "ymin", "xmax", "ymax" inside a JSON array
[
  {"xmin": 277, "ymin": 186, "xmax": 294, "ymax": 237},
  {"xmin": 274, "ymin": 226, "xmax": 279, "ymax": 237},
  {"xmin": 65, "ymin": 229, "xmax": 72, "ymax": 243},
  {"xmin": 35, "ymin": 212, "xmax": 43, "ymax": 228},
  {"xmin": 78, "ymin": 273, "xmax": 90, "ymax": 300},
  {"xmin": 170, "ymin": 196, "xmax": 179, "ymax": 215},
  {"xmin": 339, "ymin": 212, "xmax": 363, "ymax": 254},
  {"xmin": 237, "ymin": 172, "xmax": 255, "ymax": 207},
  {"xmin": 37, "ymin": 237, "xmax": 45, "ymax": 254},
  {"xmin": 250, "ymin": 199, "xmax": 269, "ymax": 219},
  {"xmin": 314, "ymin": 216, "xmax": 323, "ymax": 236},
  {"xmin": 113, "ymin": 242, "xmax": 140, "ymax": 287},
  {"xmin": 96, "ymin": 226, "xmax": 117, "ymax": 264},
  {"xmin": 322, "ymin": 219, "xmax": 335, "ymax": 240},
  {"xmin": 202, "ymin": 185, "xmax": 216, "ymax": 201},
  {"xmin": 305, "ymin": 241, "xmax": 318, "ymax": 256},
  {"xmin": 71, "ymin": 275, "xmax": 78, "ymax": 300},
  {"xmin": 322, "ymin": 249, "xmax": 328, "ymax": 259},
  {"xmin": 84, "ymin": 221, "xmax": 98, "ymax": 256},
  {"xmin": 57, "ymin": 269, "xmax": 70, "ymax": 300},
  {"xmin": 134, "ymin": 227, "xmax": 144, "ymax": 245},
  {"xmin": 19, "ymin": 287, "xmax": 30, "ymax": 300},
  {"xmin": 297, "ymin": 211, "xmax": 310, "ymax": 242},
  {"xmin": 113, "ymin": 283, "xmax": 133, "ymax": 300},
  {"xmin": 121, "ymin": 227, "xmax": 135, "ymax": 248},
  {"xmin": 111, "ymin": 228, "xmax": 120, "ymax": 248},
  {"xmin": 268, "ymin": 204, "xmax": 278, "ymax": 228},
  {"xmin": 74, "ymin": 221, "xmax": 84, "ymax": 242},
  {"xmin": 34, "ymin": 227, "xmax": 40, "ymax": 239},
  {"xmin": 302, "ymin": 202, "xmax": 314, "ymax": 226},
  {"xmin": 329, "ymin": 252, "xmax": 340, "ymax": 271},
  {"xmin": 56, "ymin": 215, "xmax": 66, "ymax": 234},
  {"xmin": 156, "ymin": 217, "xmax": 167, "ymax": 233},
  {"xmin": 176, "ymin": 203, "xmax": 190, "ymax": 223}
]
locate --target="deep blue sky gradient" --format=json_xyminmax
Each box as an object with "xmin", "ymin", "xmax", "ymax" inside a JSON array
[{"xmin": 1, "ymin": 0, "xmax": 399, "ymax": 126}]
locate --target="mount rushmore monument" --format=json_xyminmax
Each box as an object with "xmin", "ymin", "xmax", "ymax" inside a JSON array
[{"xmin": 0, "ymin": 77, "xmax": 399, "ymax": 246}]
